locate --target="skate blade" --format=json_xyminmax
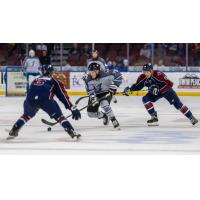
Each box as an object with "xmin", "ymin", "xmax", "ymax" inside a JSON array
[
  {"xmin": 148, "ymin": 122, "xmax": 159, "ymax": 126},
  {"xmin": 191, "ymin": 122, "xmax": 199, "ymax": 126},
  {"xmin": 71, "ymin": 135, "xmax": 82, "ymax": 141},
  {"xmin": 113, "ymin": 126, "xmax": 121, "ymax": 131},
  {"xmin": 6, "ymin": 136, "xmax": 16, "ymax": 140}
]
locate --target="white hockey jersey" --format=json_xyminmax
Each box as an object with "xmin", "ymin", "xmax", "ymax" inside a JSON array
[{"xmin": 23, "ymin": 56, "xmax": 41, "ymax": 73}]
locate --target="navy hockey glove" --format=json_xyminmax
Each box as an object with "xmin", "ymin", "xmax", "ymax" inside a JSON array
[
  {"xmin": 109, "ymin": 84, "xmax": 118, "ymax": 95},
  {"xmin": 123, "ymin": 86, "xmax": 131, "ymax": 96},
  {"xmin": 71, "ymin": 105, "xmax": 81, "ymax": 120},
  {"xmin": 149, "ymin": 85, "xmax": 160, "ymax": 96}
]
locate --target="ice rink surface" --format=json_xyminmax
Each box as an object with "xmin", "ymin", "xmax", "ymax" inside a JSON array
[{"xmin": 0, "ymin": 96, "xmax": 200, "ymax": 154}]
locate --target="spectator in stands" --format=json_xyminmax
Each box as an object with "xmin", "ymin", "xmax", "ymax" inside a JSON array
[
  {"xmin": 123, "ymin": 58, "xmax": 129, "ymax": 67},
  {"xmin": 177, "ymin": 43, "xmax": 186, "ymax": 58},
  {"xmin": 36, "ymin": 44, "xmax": 47, "ymax": 52},
  {"xmin": 69, "ymin": 43, "xmax": 81, "ymax": 55},
  {"xmin": 39, "ymin": 50, "xmax": 51, "ymax": 65},
  {"xmin": 154, "ymin": 43, "xmax": 166, "ymax": 58},
  {"xmin": 139, "ymin": 44, "xmax": 151, "ymax": 59},
  {"xmin": 81, "ymin": 44, "xmax": 91, "ymax": 56},
  {"xmin": 87, "ymin": 49, "xmax": 107, "ymax": 71}
]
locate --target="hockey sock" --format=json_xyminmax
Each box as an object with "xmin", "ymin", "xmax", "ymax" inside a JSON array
[
  {"xmin": 100, "ymin": 100, "xmax": 115, "ymax": 119},
  {"xmin": 57, "ymin": 116, "xmax": 74, "ymax": 130},
  {"xmin": 13, "ymin": 115, "xmax": 31, "ymax": 130},
  {"xmin": 143, "ymin": 101, "xmax": 156, "ymax": 116},
  {"xmin": 179, "ymin": 105, "xmax": 193, "ymax": 119}
]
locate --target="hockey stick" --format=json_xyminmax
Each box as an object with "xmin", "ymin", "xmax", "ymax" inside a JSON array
[
  {"xmin": 74, "ymin": 95, "xmax": 89, "ymax": 105},
  {"xmin": 41, "ymin": 93, "xmax": 111, "ymax": 126},
  {"xmin": 116, "ymin": 89, "xmax": 148, "ymax": 96},
  {"xmin": 41, "ymin": 95, "xmax": 90, "ymax": 127}
]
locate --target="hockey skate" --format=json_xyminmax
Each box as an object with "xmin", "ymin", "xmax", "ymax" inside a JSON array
[
  {"xmin": 66, "ymin": 128, "xmax": 81, "ymax": 140},
  {"xmin": 110, "ymin": 117, "xmax": 120, "ymax": 130},
  {"xmin": 147, "ymin": 114, "xmax": 159, "ymax": 126},
  {"xmin": 190, "ymin": 116, "xmax": 198, "ymax": 126},
  {"xmin": 7, "ymin": 125, "xmax": 20, "ymax": 140}
]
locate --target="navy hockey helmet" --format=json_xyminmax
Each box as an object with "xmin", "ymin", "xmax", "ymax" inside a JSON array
[
  {"xmin": 88, "ymin": 62, "xmax": 100, "ymax": 71},
  {"xmin": 41, "ymin": 65, "xmax": 54, "ymax": 75},
  {"xmin": 142, "ymin": 63, "xmax": 153, "ymax": 71}
]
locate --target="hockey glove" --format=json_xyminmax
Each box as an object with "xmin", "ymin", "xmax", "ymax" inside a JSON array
[
  {"xmin": 109, "ymin": 84, "xmax": 118, "ymax": 95},
  {"xmin": 71, "ymin": 105, "xmax": 81, "ymax": 120},
  {"xmin": 123, "ymin": 86, "xmax": 131, "ymax": 96},
  {"xmin": 149, "ymin": 85, "xmax": 160, "ymax": 96}
]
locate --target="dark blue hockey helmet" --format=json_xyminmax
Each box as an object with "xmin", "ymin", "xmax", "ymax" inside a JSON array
[
  {"xmin": 88, "ymin": 62, "xmax": 100, "ymax": 71},
  {"xmin": 41, "ymin": 65, "xmax": 54, "ymax": 75},
  {"xmin": 142, "ymin": 63, "xmax": 153, "ymax": 71}
]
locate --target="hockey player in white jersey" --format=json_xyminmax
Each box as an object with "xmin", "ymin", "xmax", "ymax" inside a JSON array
[
  {"xmin": 23, "ymin": 49, "xmax": 41, "ymax": 90},
  {"xmin": 84, "ymin": 62, "xmax": 123, "ymax": 129}
]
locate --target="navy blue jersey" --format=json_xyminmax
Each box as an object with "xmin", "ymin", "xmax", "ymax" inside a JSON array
[
  {"xmin": 27, "ymin": 76, "xmax": 73, "ymax": 110},
  {"xmin": 130, "ymin": 70, "xmax": 173, "ymax": 94}
]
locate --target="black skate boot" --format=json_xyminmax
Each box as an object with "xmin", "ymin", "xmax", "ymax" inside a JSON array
[
  {"xmin": 66, "ymin": 128, "xmax": 81, "ymax": 140},
  {"xmin": 190, "ymin": 116, "xmax": 198, "ymax": 125},
  {"xmin": 110, "ymin": 117, "xmax": 120, "ymax": 130},
  {"xmin": 102, "ymin": 113, "xmax": 109, "ymax": 126},
  {"xmin": 147, "ymin": 113, "xmax": 159, "ymax": 126},
  {"xmin": 7, "ymin": 125, "xmax": 20, "ymax": 140}
]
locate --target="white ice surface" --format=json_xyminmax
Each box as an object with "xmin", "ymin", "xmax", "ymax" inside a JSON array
[{"xmin": 0, "ymin": 96, "xmax": 200, "ymax": 154}]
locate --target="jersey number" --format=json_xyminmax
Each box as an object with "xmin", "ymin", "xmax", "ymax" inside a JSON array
[{"xmin": 33, "ymin": 79, "xmax": 45, "ymax": 86}]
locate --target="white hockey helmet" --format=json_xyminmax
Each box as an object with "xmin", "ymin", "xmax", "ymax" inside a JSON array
[{"xmin": 29, "ymin": 49, "xmax": 35, "ymax": 57}]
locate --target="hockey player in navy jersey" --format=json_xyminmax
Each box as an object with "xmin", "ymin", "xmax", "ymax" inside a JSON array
[
  {"xmin": 8, "ymin": 65, "xmax": 81, "ymax": 140},
  {"xmin": 124, "ymin": 63, "xmax": 198, "ymax": 126}
]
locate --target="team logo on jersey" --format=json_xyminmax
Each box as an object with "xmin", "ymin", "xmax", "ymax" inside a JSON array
[{"xmin": 178, "ymin": 74, "xmax": 200, "ymax": 89}]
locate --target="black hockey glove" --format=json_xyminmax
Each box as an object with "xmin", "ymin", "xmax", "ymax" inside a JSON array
[
  {"xmin": 149, "ymin": 85, "xmax": 160, "ymax": 96},
  {"xmin": 90, "ymin": 94, "xmax": 99, "ymax": 106},
  {"xmin": 123, "ymin": 86, "xmax": 131, "ymax": 96},
  {"xmin": 109, "ymin": 84, "xmax": 118, "ymax": 95},
  {"xmin": 71, "ymin": 105, "xmax": 81, "ymax": 120}
]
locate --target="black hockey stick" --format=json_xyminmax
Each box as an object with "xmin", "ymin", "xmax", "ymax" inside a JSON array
[
  {"xmin": 41, "ymin": 104, "xmax": 89, "ymax": 126},
  {"xmin": 41, "ymin": 95, "xmax": 90, "ymax": 126},
  {"xmin": 74, "ymin": 95, "xmax": 89, "ymax": 105},
  {"xmin": 41, "ymin": 93, "xmax": 111, "ymax": 126}
]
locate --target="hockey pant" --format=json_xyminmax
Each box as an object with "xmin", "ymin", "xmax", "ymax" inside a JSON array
[{"xmin": 87, "ymin": 93, "xmax": 115, "ymax": 120}]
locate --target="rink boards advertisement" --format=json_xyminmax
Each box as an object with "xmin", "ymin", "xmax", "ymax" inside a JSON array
[
  {"xmin": 68, "ymin": 72, "xmax": 200, "ymax": 96},
  {"xmin": 1, "ymin": 70, "xmax": 200, "ymax": 96}
]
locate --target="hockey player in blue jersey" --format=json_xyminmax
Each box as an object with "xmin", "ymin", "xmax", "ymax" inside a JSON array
[{"xmin": 8, "ymin": 65, "xmax": 81, "ymax": 140}]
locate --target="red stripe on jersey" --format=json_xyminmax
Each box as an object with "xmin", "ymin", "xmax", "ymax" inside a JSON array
[
  {"xmin": 49, "ymin": 85, "xmax": 55, "ymax": 100},
  {"xmin": 53, "ymin": 78, "xmax": 73, "ymax": 107}
]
